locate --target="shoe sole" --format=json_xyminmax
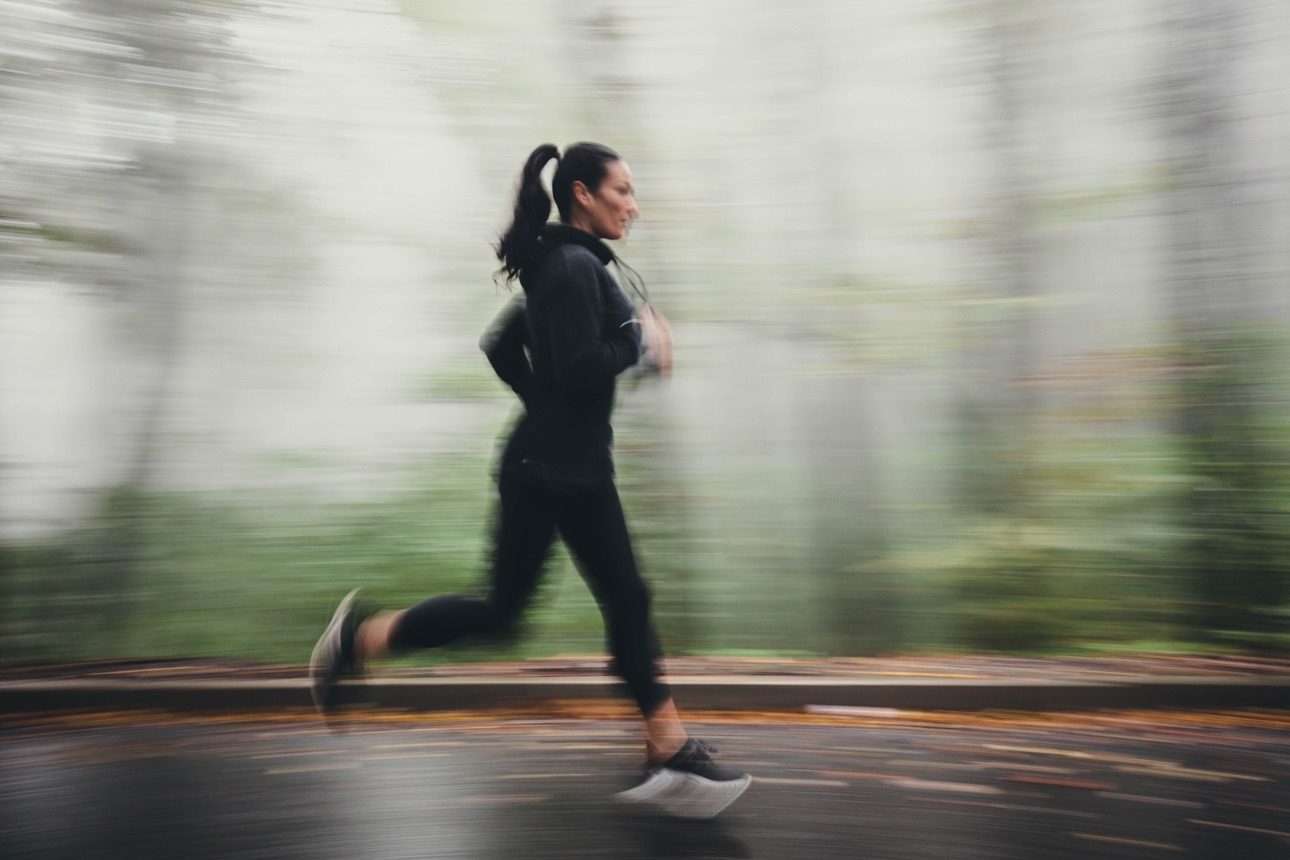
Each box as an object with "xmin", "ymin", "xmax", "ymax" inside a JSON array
[
  {"xmin": 309, "ymin": 588, "xmax": 361, "ymax": 715},
  {"xmin": 616, "ymin": 770, "xmax": 751, "ymax": 819},
  {"xmin": 659, "ymin": 772, "xmax": 752, "ymax": 819},
  {"xmin": 615, "ymin": 769, "xmax": 680, "ymax": 805}
]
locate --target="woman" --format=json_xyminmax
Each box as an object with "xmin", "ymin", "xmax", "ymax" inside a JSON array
[{"xmin": 310, "ymin": 142, "xmax": 750, "ymax": 818}]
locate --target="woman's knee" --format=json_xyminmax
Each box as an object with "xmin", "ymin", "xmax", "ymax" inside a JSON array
[
  {"xmin": 602, "ymin": 578, "xmax": 655, "ymax": 634},
  {"xmin": 484, "ymin": 597, "xmax": 527, "ymax": 637}
]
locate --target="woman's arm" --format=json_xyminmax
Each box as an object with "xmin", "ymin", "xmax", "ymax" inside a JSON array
[
  {"xmin": 480, "ymin": 294, "xmax": 533, "ymax": 406},
  {"xmin": 544, "ymin": 251, "xmax": 641, "ymax": 392}
]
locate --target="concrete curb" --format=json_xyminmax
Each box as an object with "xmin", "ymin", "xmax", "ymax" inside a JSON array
[{"xmin": 3, "ymin": 675, "xmax": 1288, "ymax": 714}]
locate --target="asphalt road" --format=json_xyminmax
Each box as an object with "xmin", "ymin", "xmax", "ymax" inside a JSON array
[{"xmin": 1, "ymin": 712, "xmax": 1287, "ymax": 859}]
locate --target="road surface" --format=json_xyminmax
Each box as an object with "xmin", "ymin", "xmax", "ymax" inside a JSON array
[{"xmin": 2, "ymin": 710, "xmax": 1287, "ymax": 859}]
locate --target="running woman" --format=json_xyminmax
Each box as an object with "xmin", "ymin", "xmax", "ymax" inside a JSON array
[{"xmin": 310, "ymin": 142, "xmax": 750, "ymax": 818}]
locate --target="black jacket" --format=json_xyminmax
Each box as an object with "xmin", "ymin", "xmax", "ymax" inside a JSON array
[{"xmin": 481, "ymin": 224, "xmax": 642, "ymax": 486}]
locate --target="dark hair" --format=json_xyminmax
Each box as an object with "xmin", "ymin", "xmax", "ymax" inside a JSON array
[{"xmin": 495, "ymin": 141, "xmax": 620, "ymax": 281}]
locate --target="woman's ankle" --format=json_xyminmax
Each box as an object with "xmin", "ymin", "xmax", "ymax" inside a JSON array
[
  {"xmin": 355, "ymin": 610, "xmax": 403, "ymax": 662},
  {"xmin": 644, "ymin": 698, "xmax": 687, "ymax": 764},
  {"xmin": 647, "ymin": 737, "xmax": 686, "ymax": 764}
]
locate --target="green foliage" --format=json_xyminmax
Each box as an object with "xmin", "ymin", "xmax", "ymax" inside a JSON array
[
  {"xmin": 858, "ymin": 332, "xmax": 1290, "ymax": 656},
  {"xmin": 1173, "ymin": 330, "xmax": 1290, "ymax": 650},
  {"xmin": 0, "ymin": 450, "xmax": 605, "ymax": 664},
  {"xmin": 6, "ymin": 332, "xmax": 1288, "ymax": 664}
]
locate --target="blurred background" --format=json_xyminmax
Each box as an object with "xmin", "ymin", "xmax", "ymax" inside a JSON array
[{"xmin": 2, "ymin": 0, "xmax": 1287, "ymax": 666}]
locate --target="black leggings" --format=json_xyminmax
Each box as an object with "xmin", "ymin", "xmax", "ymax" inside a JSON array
[{"xmin": 388, "ymin": 466, "xmax": 671, "ymax": 717}]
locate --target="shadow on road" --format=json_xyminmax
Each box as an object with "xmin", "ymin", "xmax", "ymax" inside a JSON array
[{"xmin": 617, "ymin": 810, "xmax": 752, "ymax": 859}]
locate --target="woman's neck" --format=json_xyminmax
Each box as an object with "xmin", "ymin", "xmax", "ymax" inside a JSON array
[{"xmin": 566, "ymin": 214, "xmax": 598, "ymax": 237}]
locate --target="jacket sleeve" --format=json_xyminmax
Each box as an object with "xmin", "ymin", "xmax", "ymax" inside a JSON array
[
  {"xmin": 479, "ymin": 294, "xmax": 533, "ymax": 407},
  {"xmin": 543, "ymin": 251, "xmax": 641, "ymax": 392}
]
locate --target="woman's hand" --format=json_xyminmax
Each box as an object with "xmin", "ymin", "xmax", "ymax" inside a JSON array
[{"xmin": 638, "ymin": 305, "xmax": 673, "ymax": 376}]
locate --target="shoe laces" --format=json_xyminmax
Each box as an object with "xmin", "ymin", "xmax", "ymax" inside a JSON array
[{"xmin": 652, "ymin": 739, "xmax": 719, "ymax": 771}]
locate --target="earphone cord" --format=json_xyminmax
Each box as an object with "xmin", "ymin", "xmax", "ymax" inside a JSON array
[{"xmin": 612, "ymin": 257, "xmax": 651, "ymax": 307}]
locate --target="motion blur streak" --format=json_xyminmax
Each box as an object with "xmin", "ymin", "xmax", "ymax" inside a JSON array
[{"xmin": 2, "ymin": 0, "xmax": 1288, "ymax": 662}]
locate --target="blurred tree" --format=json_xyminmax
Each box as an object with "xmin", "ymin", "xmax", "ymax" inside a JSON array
[
  {"xmin": 0, "ymin": 0, "xmax": 250, "ymax": 656},
  {"xmin": 940, "ymin": 0, "xmax": 1051, "ymax": 650},
  {"xmin": 1162, "ymin": 0, "xmax": 1286, "ymax": 650},
  {"xmin": 951, "ymin": 0, "xmax": 1043, "ymax": 518}
]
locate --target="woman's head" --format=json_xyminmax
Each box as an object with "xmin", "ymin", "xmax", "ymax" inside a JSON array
[
  {"xmin": 496, "ymin": 142, "xmax": 637, "ymax": 280},
  {"xmin": 553, "ymin": 142, "xmax": 637, "ymax": 240}
]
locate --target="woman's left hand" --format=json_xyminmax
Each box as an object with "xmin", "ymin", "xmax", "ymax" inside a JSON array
[{"xmin": 639, "ymin": 305, "xmax": 673, "ymax": 376}]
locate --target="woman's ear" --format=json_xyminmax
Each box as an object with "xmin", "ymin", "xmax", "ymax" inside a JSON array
[{"xmin": 571, "ymin": 180, "xmax": 593, "ymax": 209}]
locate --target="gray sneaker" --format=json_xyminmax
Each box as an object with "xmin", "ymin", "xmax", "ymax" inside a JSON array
[
  {"xmin": 617, "ymin": 740, "xmax": 751, "ymax": 819},
  {"xmin": 308, "ymin": 588, "xmax": 362, "ymax": 717}
]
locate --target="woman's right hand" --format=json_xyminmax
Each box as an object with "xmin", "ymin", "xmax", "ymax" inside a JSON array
[{"xmin": 638, "ymin": 305, "xmax": 673, "ymax": 376}]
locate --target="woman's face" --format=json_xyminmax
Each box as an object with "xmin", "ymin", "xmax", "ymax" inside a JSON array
[{"xmin": 575, "ymin": 159, "xmax": 638, "ymax": 240}]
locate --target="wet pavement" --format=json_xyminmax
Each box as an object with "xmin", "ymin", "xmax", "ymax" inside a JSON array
[{"xmin": 1, "ymin": 711, "xmax": 1287, "ymax": 859}]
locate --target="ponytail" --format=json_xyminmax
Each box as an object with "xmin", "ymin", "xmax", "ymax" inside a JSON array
[
  {"xmin": 495, "ymin": 141, "xmax": 622, "ymax": 282},
  {"xmin": 496, "ymin": 143, "xmax": 559, "ymax": 282}
]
